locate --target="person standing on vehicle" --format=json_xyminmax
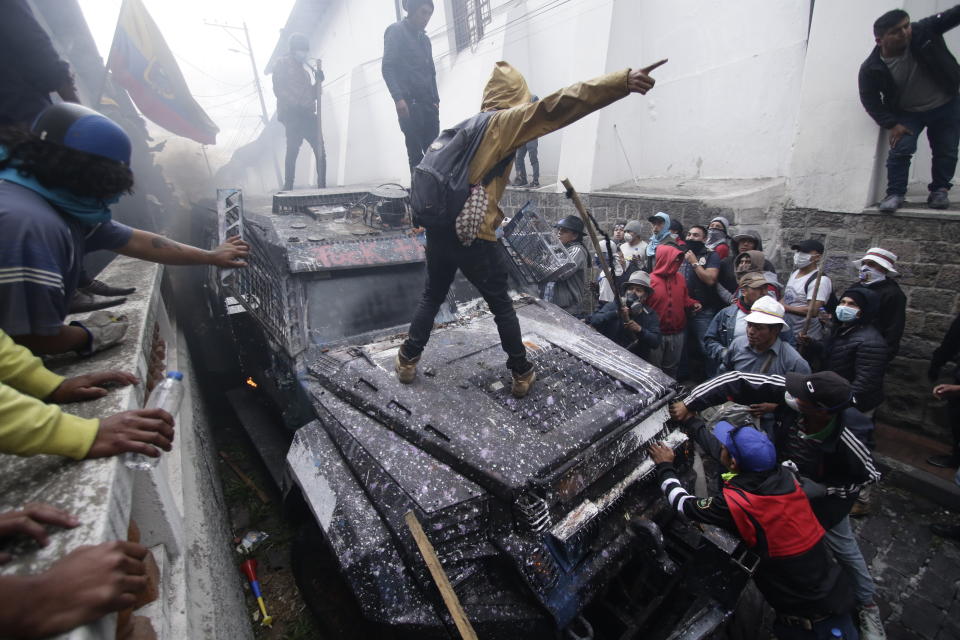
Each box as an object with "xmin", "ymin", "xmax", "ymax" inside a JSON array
[
  {"xmin": 648, "ymin": 424, "xmax": 859, "ymax": 640},
  {"xmin": 382, "ymin": 0, "xmax": 440, "ymax": 174},
  {"xmin": 859, "ymin": 7, "xmax": 960, "ymax": 212},
  {"xmin": 273, "ymin": 33, "xmax": 325, "ymax": 190},
  {"xmin": 395, "ymin": 59, "xmax": 667, "ymax": 398}
]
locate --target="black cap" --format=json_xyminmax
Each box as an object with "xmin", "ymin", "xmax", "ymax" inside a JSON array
[
  {"xmin": 554, "ymin": 215, "xmax": 584, "ymax": 234},
  {"xmin": 790, "ymin": 239, "xmax": 825, "ymax": 254},
  {"xmin": 669, "ymin": 219, "xmax": 683, "ymax": 232},
  {"xmin": 785, "ymin": 371, "xmax": 853, "ymax": 413}
]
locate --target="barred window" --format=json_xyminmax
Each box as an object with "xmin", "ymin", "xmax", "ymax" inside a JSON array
[{"xmin": 452, "ymin": 0, "xmax": 492, "ymax": 51}]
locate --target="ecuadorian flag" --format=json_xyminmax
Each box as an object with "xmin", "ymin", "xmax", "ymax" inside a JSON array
[{"xmin": 107, "ymin": 0, "xmax": 219, "ymax": 144}]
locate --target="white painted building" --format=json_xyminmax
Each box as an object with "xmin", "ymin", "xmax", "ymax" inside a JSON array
[{"xmin": 232, "ymin": 0, "xmax": 960, "ymax": 214}]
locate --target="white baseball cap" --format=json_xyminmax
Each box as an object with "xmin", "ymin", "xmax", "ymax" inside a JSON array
[
  {"xmin": 743, "ymin": 296, "xmax": 788, "ymax": 327},
  {"xmin": 853, "ymin": 247, "xmax": 899, "ymax": 276}
]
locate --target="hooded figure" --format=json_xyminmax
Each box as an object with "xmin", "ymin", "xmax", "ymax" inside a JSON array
[
  {"xmin": 706, "ymin": 216, "xmax": 732, "ymax": 259},
  {"xmin": 645, "ymin": 211, "xmax": 672, "ymax": 260},
  {"xmin": 647, "ymin": 244, "xmax": 700, "ymax": 377},
  {"xmin": 719, "ymin": 231, "xmax": 777, "ymax": 294},
  {"xmin": 396, "ymin": 59, "xmax": 664, "ymax": 397},
  {"xmin": 808, "ymin": 287, "xmax": 888, "ymax": 412}
]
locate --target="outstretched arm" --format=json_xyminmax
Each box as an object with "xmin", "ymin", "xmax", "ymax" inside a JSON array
[{"xmin": 116, "ymin": 229, "xmax": 249, "ymax": 268}]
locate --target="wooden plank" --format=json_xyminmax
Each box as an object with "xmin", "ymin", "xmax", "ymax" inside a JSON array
[{"xmin": 404, "ymin": 511, "xmax": 479, "ymax": 640}]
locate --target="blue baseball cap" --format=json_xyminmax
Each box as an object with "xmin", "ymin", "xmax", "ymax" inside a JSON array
[
  {"xmin": 31, "ymin": 103, "xmax": 132, "ymax": 166},
  {"xmin": 712, "ymin": 421, "xmax": 777, "ymax": 472}
]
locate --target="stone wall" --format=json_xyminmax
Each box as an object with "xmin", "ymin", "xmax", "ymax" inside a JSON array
[{"xmin": 499, "ymin": 187, "xmax": 960, "ymax": 439}]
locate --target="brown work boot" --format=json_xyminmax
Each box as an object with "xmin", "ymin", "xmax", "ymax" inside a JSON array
[
  {"xmin": 850, "ymin": 499, "xmax": 872, "ymax": 518},
  {"xmin": 395, "ymin": 350, "xmax": 420, "ymax": 384},
  {"xmin": 511, "ymin": 366, "xmax": 536, "ymax": 398}
]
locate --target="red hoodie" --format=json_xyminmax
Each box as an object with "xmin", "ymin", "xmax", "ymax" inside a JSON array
[{"xmin": 648, "ymin": 244, "xmax": 699, "ymax": 334}]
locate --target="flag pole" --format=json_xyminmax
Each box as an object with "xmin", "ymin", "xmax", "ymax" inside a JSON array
[{"xmin": 95, "ymin": 0, "xmax": 126, "ymax": 109}]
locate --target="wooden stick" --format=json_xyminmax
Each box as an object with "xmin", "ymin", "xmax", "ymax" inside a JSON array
[
  {"xmin": 219, "ymin": 451, "xmax": 271, "ymax": 505},
  {"xmin": 404, "ymin": 511, "xmax": 478, "ymax": 640},
  {"xmin": 561, "ymin": 178, "xmax": 627, "ymax": 322},
  {"xmin": 800, "ymin": 260, "xmax": 825, "ymax": 337}
]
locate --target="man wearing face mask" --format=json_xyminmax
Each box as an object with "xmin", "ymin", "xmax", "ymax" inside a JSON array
[
  {"xmin": 382, "ymin": 0, "xmax": 440, "ymax": 174},
  {"xmin": 853, "ymin": 248, "xmax": 906, "ymax": 361},
  {"xmin": 706, "ymin": 216, "xmax": 732, "ymax": 260},
  {"xmin": 783, "ymin": 240, "xmax": 832, "ymax": 340},
  {"xmin": 620, "ymin": 219, "xmax": 648, "ymax": 271},
  {"xmin": 670, "ymin": 371, "xmax": 886, "ymax": 640},
  {"xmin": 587, "ymin": 270, "xmax": 661, "ymax": 359},
  {"xmin": 681, "ymin": 225, "xmax": 722, "ymax": 380},
  {"xmin": 273, "ymin": 33, "xmax": 326, "ymax": 190}
]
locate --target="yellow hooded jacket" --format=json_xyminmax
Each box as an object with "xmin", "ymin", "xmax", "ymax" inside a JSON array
[
  {"xmin": 468, "ymin": 62, "xmax": 631, "ymax": 241},
  {"xmin": 0, "ymin": 331, "xmax": 99, "ymax": 459}
]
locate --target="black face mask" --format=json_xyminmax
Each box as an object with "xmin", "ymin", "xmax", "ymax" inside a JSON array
[{"xmin": 685, "ymin": 240, "xmax": 706, "ymax": 255}]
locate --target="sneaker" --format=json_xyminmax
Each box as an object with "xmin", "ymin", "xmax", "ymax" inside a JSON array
[
  {"xmin": 850, "ymin": 498, "xmax": 872, "ymax": 518},
  {"xmin": 80, "ymin": 279, "xmax": 136, "ymax": 297},
  {"xmin": 931, "ymin": 522, "xmax": 960, "ymax": 541},
  {"xmin": 511, "ymin": 366, "xmax": 536, "ymax": 398},
  {"xmin": 513, "ymin": 178, "xmax": 528, "ymax": 187},
  {"xmin": 394, "ymin": 350, "xmax": 420, "ymax": 384},
  {"xmin": 530, "ymin": 180, "xmax": 540, "ymax": 188},
  {"xmin": 878, "ymin": 194, "xmax": 904, "ymax": 212},
  {"xmin": 858, "ymin": 604, "xmax": 886, "ymax": 640},
  {"xmin": 928, "ymin": 188, "xmax": 950, "ymax": 209},
  {"xmin": 926, "ymin": 454, "xmax": 960, "ymax": 469}
]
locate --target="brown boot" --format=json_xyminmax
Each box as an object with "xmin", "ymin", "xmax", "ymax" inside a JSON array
[
  {"xmin": 395, "ymin": 350, "xmax": 420, "ymax": 384},
  {"xmin": 511, "ymin": 367, "xmax": 536, "ymax": 398}
]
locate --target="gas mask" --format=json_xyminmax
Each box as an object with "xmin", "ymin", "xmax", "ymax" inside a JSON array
[
  {"xmin": 859, "ymin": 264, "xmax": 886, "ymax": 284},
  {"xmin": 623, "ymin": 291, "xmax": 639, "ymax": 306},
  {"xmin": 793, "ymin": 252, "xmax": 813, "ymax": 269}
]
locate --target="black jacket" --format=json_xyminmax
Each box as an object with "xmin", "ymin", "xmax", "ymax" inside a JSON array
[
  {"xmin": 931, "ymin": 313, "xmax": 960, "ymax": 383},
  {"xmin": 859, "ymin": 5, "xmax": 960, "ymax": 128},
  {"xmin": 382, "ymin": 19, "xmax": 439, "ymax": 105},
  {"xmin": 656, "ymin": 464, "xmax": 852, "ymax": 618},
  {"xmin": 0, "ymin": 0, "xmax": 73, "ymax": 126},
  {"xmin": 684, "ymin": 371, "xmax": 882, "ymax": 529},
  {"xmin": 717, "ymin": 232, "xmax": 776, "ymax": 294},
  {"xmin": 587, "ymin": 300, "xmax": 661, "ymax": 359},
  {"xmin": 862, "ymin": 278, "xmax": 906, "ymax": 361},
  {"xmin": 818, "ymin": 322, "xmax": 888, "ymax": 412}
]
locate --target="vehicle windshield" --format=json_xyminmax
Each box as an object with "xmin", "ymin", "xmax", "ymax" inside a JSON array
[{"xmin": 305, "ymin": 264, "xmax": 478, "ymax": 344}]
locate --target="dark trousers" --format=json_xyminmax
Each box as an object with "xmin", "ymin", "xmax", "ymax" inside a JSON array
[
  {"xmin": 283, "ymin": 112, "xmax": 325, "ymax": 190},
  {"xmin": 886, "ymin": 95, "xmax": 960, "ymax": 196},
  {"xmin": 772, "ymin": 613, "xmax": 859, "ymax": 640},
  {"xmin": 402, "ymin": 231, "xmax": 530, "ymax": 372},
  {"xmin": 950, "ymin": 397, "xmax": 960, "ymax": 459},
  {"xmin": 399, "ymin": 101, "xmax": 440, "ymax": 172},
  {"xmin": 515, "ymin": 141, "xmax": 539, "ymax": 182}
]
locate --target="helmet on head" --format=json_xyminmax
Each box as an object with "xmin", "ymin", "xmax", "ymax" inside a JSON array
[
  {"xmin": 554, "ymin": 215, "xmax": 584, "ymax": 236},
  {"xmin": 31, "ymin": 103, "xmax": 131, "ymax": 166}
]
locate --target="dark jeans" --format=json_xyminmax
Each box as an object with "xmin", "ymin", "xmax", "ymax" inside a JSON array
[
  {"xmin": 886, "ymin": 95, "xmax": 960, "ymax": 196},
  {"xmin": 950, "ymin": 397, "xmax": 960, "ymax": 458},
  {"xmin": 402, "ymin": 231, "xmax": 530, "ymax": 372},
  {"xmin": 399, "ymin": 100, "xmax": 440, "ymax": 172},
  {"xmin": 515, "ymin": 141, "xmax": 539, "ymax": 182},
  {"xmin": 679, "ymin": 306, "xmax": 717, "ymax": 381},
  {"xmin": 772, "ymin": 613, "xmax": 858, "ymax": 640},
  {"xmin": 283, "ymin": 112, "xmax": 326, "ymax": 190}
]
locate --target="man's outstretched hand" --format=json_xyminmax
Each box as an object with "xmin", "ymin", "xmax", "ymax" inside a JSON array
[
  {"xmin": 86, "ymin": 408, "xmax": 175, "ymax": 459},
  {"xmin": 208, "ymin": 235, "xmax": 250, "ymax": 268},
  {"xmin": 0, "ymin": 504, "xmax": 79, "ymax": 562},
  {"xmin": 47, "ymin": 371, "xmax": 139, "ymax": 404},
  {"xmin": 628, "ymin": 59, "xmax": 668, "ymax": 94}
]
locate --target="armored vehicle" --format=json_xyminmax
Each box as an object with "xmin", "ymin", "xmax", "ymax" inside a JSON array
[{"xmin": 214, "ymin": 186, "xmax": 752, "ymax": 639}]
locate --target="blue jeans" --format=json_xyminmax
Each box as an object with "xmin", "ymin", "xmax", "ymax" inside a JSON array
[
  {"xmin": 823, "ymin": 516, "xmax": 876, "ymax": 607},
  {"xmin": 886, "ymin": 95, "xmax": 960, "ymax": 196}
]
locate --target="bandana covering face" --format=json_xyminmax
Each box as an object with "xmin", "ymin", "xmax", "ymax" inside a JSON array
[
  {"xmin": 859, "ymin": 264, "xmax": 886, "ymax": 284},
  {"xmin": 706, "ymin": 227, "xmax": 726, "ymax": 248},
  {"xmin": 0, "ymin": 146, "xmax": 118, "ymax": 225}
]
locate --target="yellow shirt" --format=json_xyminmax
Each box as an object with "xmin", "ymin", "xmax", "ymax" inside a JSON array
[
  {"xmin": 468, "ymin": 67, "xmax": 632, "ymax": 241},
  {"xmin": 0, "ymin": 331, "xmax": 99, "ymax": 459}
]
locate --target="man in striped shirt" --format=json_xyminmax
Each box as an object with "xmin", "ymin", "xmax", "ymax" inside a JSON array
[{"xmin": 670, "ymin": 371, "xmax": 886, "ymax": 640}]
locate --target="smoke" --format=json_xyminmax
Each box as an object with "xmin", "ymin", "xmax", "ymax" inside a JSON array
[{"xmin": 155, "ymin": 138, "xmax": 216, "ymax": 203}]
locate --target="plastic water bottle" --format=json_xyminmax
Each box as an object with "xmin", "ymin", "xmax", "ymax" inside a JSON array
[{"xmin": 124, "ymin": 371, "xmax": 184, "ymax": 471}]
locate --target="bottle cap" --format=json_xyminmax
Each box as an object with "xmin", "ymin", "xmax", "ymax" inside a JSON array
[{"xmin": 166, "ymin": 371, "xmax": 184, "ymax": 380}]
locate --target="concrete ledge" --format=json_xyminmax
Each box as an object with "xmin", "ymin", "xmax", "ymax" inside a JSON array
[
  {"xmin": 875, "ymin": 453, "xmax": 960, "ymax": 512},
  {"xmin": 0, "ymin": 256, "xmax": 250, "ymax": 640}
]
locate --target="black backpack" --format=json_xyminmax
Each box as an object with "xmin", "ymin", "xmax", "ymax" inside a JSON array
[{"xmin": 410, "ymin": 111, "xmax": 513, "ymax": 229}]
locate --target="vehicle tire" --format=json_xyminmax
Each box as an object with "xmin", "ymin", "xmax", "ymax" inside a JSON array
[{"xmin": 291, "ymin": 520, "xmax": 399, "ymax": 639}]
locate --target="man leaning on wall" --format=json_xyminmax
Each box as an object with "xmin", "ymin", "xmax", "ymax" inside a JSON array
[{"xmin": 859, "ymin": 6, "xmax": 960, "ymax": 213}]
